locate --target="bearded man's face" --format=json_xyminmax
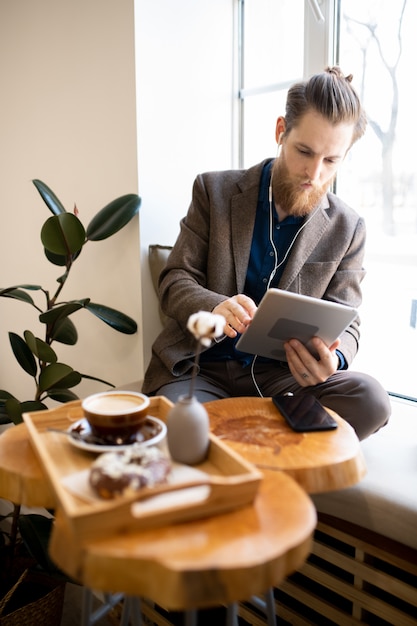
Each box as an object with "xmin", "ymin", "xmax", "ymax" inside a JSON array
[{"xmin": 272, "ymin": 110, "xmax": 354, "ymax": 217}]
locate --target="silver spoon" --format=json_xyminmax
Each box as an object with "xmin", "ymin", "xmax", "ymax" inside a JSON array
[{"xmin": 46, "ymin": 427, "xmax": 107, "ymax": 445}]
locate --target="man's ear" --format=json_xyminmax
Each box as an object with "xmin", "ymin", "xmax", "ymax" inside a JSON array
[{"xmin": 275, "ymin": 116, "xmax": 286, "ymax": 143}]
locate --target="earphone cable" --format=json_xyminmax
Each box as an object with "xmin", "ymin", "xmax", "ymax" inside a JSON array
[
  {"xmin": 266, "ymin": 179, "xmax": 319, "ymax": 290},
  {"xmin": 252, "ymin": 178, "xmax": 320, "ymax": 394}
]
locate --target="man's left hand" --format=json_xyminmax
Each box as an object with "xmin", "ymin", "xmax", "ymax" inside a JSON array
[{"xmin": 284, "ymin": 337, "xmax": 340, "ymax": 387}]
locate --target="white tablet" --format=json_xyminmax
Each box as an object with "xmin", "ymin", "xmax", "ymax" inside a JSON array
[{"xmin": 235, "ymin": 288, "xmax": 358, "ymax": 361}]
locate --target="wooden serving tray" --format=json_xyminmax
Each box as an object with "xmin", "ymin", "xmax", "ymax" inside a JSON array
[{"xmin": 23, "ymin": 396, "xmax": 262, "ymax": 542}]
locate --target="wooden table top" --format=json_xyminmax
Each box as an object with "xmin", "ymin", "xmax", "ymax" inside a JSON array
[
  {"xmin": 206, "ymin": 397, "xmax": 367, "ymax": 494},
  {"xmin": 0, "ymin": 423, "xmax": 56, "ymax": 508},
  {"xmin": 49, "ymin": 468, "xmax": 316, "ymax": 610},
  {"xmin": 0, "ymin": 395, "xmax": 366, "ymax": 508},
  {"xmin": 0, "ymin": 395, "xmax": 366, "ymax": 612}
]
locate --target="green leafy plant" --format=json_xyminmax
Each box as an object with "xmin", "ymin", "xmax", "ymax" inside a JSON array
[{"xmin": 0, "ymin": 179, "xmax": 141, "ymax": 425}]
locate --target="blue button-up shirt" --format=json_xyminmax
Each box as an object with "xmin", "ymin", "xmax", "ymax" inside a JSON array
[{"xmin": 201, "ymin": 161, "xmax": 303, "ymax": 365}]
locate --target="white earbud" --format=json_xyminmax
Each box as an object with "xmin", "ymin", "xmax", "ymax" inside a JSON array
[{"xmin": 276, "ymin": 132, "xmax": 284, "ymax": 158}]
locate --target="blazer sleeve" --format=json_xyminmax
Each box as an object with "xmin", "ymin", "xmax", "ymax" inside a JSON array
[{"xmin": 158, "ymin": 174, "xmax": 230, "ymax": 329}]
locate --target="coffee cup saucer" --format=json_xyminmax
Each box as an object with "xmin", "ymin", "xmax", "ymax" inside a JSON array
[{"xmin": 67, "ymin": 416, "xmax": 166, "ymax": 453}]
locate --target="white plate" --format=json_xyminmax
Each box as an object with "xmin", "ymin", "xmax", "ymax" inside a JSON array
[{"xmin": 67, "ymin": 416, "xmax": 166, "ymax": 453}]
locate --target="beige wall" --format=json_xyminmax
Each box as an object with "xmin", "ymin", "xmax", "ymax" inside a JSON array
[
  {"xmin": 0, "ymin": 0, "xmax": 143, "ymax": 405},
  {"xmin": 135, "ymin": 0, "xmax": 235, "ymax": 369}
]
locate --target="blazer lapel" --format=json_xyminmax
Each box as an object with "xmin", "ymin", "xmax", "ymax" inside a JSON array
[
  {"xmin": 279, "ymin": 203, "xmax": 330, "ymax": 291},
  {"xmin": 227, "ymin": 160, "xmax": 332, "ymax": 295},
  {"xmin": 230, "ymin": 161, "xmax": 267, "ymax": 292}
]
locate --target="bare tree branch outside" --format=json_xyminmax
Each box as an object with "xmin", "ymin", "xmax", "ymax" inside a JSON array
[{"xmin": 337, "ymin": 0, "xmax": 417, "ymax": 399}]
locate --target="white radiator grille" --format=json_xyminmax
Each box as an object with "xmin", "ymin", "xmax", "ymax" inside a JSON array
[{"xmin": 122, "ymin": 513, "xmax": 417, "ymax": 625}]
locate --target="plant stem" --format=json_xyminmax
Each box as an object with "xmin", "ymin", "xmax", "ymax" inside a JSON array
[
  {"xmin": 50, "ymin": 260, "xmax": 72, "ymax": 307},
  {"xmin": 188, "ymin": 340, "xmax": 202, "ymax": 400}
]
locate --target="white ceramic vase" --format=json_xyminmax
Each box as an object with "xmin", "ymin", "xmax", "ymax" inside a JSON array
[{"xmin": 166, "ymin": 395, "xmax": 210, "ymax": 465}]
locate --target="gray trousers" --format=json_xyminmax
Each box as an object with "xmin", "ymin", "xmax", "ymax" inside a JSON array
[{"xmin": 155, "ymin": 360, "xmax": 391, "ymax": 441}]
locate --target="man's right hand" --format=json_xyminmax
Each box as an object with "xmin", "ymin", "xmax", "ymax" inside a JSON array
[{"xmin": 212, "ymin": 295, "xmax": 257, "ymax": 338}]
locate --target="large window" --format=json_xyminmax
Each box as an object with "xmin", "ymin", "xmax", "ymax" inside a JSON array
[
  {"xmin": 239, "ymin": 0, "xmax": 416, "ymax": 399},
  {"xmin": 238, "ymin": 0, "xmax": 304, "ymax": 166},
  {"xmin": 336, "ymin": 0, "xmax": 416, "ymax": 399},
  {"xmin": 238, "ymin": 0, "xmax": 338, "ymax": 165}
]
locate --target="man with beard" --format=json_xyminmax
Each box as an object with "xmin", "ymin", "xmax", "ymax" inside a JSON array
[{"xmin": 142, "ymin": 66, "xmax": 390, "ymax": 441}]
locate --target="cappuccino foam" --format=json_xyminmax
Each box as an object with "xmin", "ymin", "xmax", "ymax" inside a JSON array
[{"xmin": 87, "ymin": 394, "xmax": 145, "ymax": 414}]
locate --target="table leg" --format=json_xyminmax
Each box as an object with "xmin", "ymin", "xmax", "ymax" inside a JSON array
[
  {"xmin": 184, "ymin": 610, "xmax": 197, "ymax": 626},
  {"xmin": 81, "ymin": 588, "xmax": 125, "ymax": 625},
  {"xmin": 250, "ymin": 590, "xmax": 276, "ymax": 626},
  {"xmin": 265, "ymin": 588, "xmax": 276, "ymax": 626},
  {"xmin": 120, "ymin": 596, "xmax": 142, "ymax": 626},
  {"xmin": 81, "ymin": 588, "xmax": 94, "ymax": 626},
  {"xmin": 226, "ymin": 603, "xmax": 239, "ymax": 626}
]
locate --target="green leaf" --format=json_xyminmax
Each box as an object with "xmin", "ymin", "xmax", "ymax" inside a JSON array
[
  {"xmin": 0, "ymin": 411, "xmax": 12, "ymax": 425},
  {"xmin": 41, "ymin": 213, "xmax": 86, "ymax": 256},
  {"xmin": 20, "ymin": 400, "xmax": 49, "ymax": 413},
  {"xmin": 44, "ymin": 249, "xmax": 68, "ymax": 266},
  {"xmin": 24, "ymin": 330, "xmax": 57, "ymax": 364},
  {"xmin": 86, "ymin": 194, "xmax": 141, "ymax": 241},
  {"xmin": 19, "ymin": 514, "xmax": 68, "ymax": 578},
  {"xmin": 0, "ymin": 289, "xmax": 35, "ymax": 305},
  {"xmin": 2, "ymin": 284, "xmax": 43, "ymax": 291},
  {"xmin": 47, "ymin": 388, "xmax": 79, "ymax": 402},
  {"xmin": 38, "ymin": 363, "xmax": 75, "ymax": 392},
  {"xmin": 2, "ymin": 399, "xmax": 45, "ymax": 424},
  {"xmin": 44, "ymin": 248, "xmax": 82, "ymax": 267},
  {"xmin": 52, "ymin": 317, "xmax": 78, "ymax": 345},
  {"xmin": 32, "ymin": 179, "xmax": 67, "ymax": 215},
  {"xmin": 0, "ymin": 390, "xmax": 17, "ymax": 403},
  {"xmin": 54, "ymin": 370, "xmax": 82, "ymax": 389},
  {"xmin": 0, "ymin": 391, "xmax": 17, "ymax": 425},
  {"xmin": 39, "ymin": 300, "xmax": 89, "ymax": 325},
  {"xmin": 4, "ymin": 398, "xmax": 23, "ymax": 424},
  {"xmin": 9, "ymin": 332, "xmax": 37, "ymax": 376},
  {"xmin": 85, "ymin": 302, "xmax": 137, "ymax": 334},
  {"xmin": 80, "ymin": 373, "xmax": 115, "ymax": 387},
  {"xmin": 0, "ymin": 286, "xmax": 43, "ymax": 306}
]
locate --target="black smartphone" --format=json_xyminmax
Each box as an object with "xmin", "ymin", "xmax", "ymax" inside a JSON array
[{"xmin": 272, "ymin": 394, "xmax": 338, "ymax": 432}]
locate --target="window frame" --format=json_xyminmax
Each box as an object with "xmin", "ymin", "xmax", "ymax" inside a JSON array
[
  {"xmin": 236, "ymin": 0, "xmax": 339, "ymax": 168},
  {"xmin": 235, "ymin": 0, "xmax": 417, "ymax": 402}
]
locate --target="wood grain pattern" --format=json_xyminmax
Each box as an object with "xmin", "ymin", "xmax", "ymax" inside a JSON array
[
  {"xmin": 0, "ymin": 423, "xmax": 55, "ymax": 508},
  {"xmin": 49, "ymin": 469, "xmax": 316, "ymax": 609},
  {"xmin": 0, "ymin": 395, "xmax": 367, "ymax": 613},
  {"xmin": 205, "ymin": 397, "xmax": 366, "ymax": 493},
  {"xmin": 0, "ymin": 395, "xmax": 366, "ymax": 509}
]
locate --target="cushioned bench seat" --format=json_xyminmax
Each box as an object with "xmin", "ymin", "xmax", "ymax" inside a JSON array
[
  {"xmin": 270, "ymin": 397, "xmax": 417, "ymax": 625},
  {"xmin": 312, "ymin": 396, "xmax": 417, "ymax": 551}
]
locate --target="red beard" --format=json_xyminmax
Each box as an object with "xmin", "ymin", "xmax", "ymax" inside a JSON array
[{"xmin": 271, "ymin": 156, "xmax": 333, "ymax": 218}]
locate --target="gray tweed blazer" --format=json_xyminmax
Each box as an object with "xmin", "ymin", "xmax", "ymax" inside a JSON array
[{"xmin": 142, "ymin": 159, "xmax": 366, "ymax": 394}]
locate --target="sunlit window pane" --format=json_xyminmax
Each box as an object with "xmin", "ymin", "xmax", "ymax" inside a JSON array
[
  {"xmin": 240, "ymin": 0, "xmax": 304, "ymax": 167},
  {"xmin": 243, "ymin": 90, "xmax": 287, "ymax": 167},
  {"xmin": 243, "ymin": 0, "xmax": 304, "ymax": 90},
  {"xmin": 337, "ymin": 0, "xmax": 417, "ymax": 398}
]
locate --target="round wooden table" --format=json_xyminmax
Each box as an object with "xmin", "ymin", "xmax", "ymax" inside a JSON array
[
  {"xmin": 205, "ymin": 397, "xmax": 367, "ymax": 493},
  {"xmin": 0, "ymin": 423, "xmax": 56, "ymax": 508},
  {"xmin": 0, "ymin": 395, "xmax": 366, "ymax": 624},
  {"xmin": 49, "ymin": 468, "xmax": 316, "ymax": 610},
  {"xmin": 0, "ymin": 396, "xmax": 365, "ymax": 509}
]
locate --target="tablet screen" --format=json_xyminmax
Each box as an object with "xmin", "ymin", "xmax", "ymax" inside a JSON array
[{"xmin": 236, "ymin": 289, "xmax": 357, "ymax": 361}]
